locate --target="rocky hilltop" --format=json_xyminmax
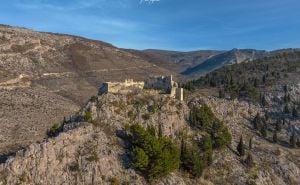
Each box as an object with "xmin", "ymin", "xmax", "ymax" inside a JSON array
[{"xmin": 0, "ymin": 91, "xmax": 299, "ymax": 185}]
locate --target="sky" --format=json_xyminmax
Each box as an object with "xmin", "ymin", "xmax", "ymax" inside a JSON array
[{"xmin": 0, "ymin": 0, "xmax": 299, "ymax": 51}]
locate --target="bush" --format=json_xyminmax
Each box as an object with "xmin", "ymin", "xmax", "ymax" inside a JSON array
[
  {"xmin": 87, "ymin": 152, "xmax": 99, "ymax": 162},
  {"xmin": 142, "ymin": 113, "xmax": 151, "ymax": 120},
  {"xmin": 110, "ymin": 177, "xmax": 119, "ymax": 185},
  {"xmin": 69, "ymin": 162, "xmax": 80, "ymax": 172},
  {"xmin": 47, "ymin": 123, "xmax": 61, "ymax": 137},
  {"xmin": 84, "ymin": 111, "xmax": 92, "ymax": 122},
  {"xmin": 129, "ymin": 124, "xmax": 180, "ymax": 181}
]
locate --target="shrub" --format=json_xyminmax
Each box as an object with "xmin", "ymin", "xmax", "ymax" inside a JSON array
[
  {"xmin": 47, "ymin": 123, "xmax": 61, "ymax": 137},
  {"xmin": 87, "ymin": 152, "xmax": 99, "ymax": 162},
  {"xmin": 127, "ymin": 110, "xmax": 136, "ymax": 120},
  {"xmin": 110, "ymin": 177, "xmax": 119, "ymax": 185},
  {"xmin": 69, "ymin": 162, "xmax": 80, "ymax": 172},
  {"xmin": 142, "ymin": 113, "xmax": 151, "ymax": 120},
  {"xmin": 90, "ymin": 96, "xmax": 98, "ymax": 102},
  {"xmin": 84, "ymin": 111, "xmax": 92, "ymax": 122}
]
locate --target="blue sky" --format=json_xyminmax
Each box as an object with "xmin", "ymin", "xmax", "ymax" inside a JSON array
[{"xmin": 0, "ymin": 0, "xmax": 299, "ymax": 51}]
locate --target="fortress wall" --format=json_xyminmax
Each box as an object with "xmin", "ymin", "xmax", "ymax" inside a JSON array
[
  {"xmin": 99, "ymin": 80, "xmax": 144, "ymax": 95},
  {"xmin": 99, "ymin": 76, "xmax": 183, "ymax": 101},
  {"xmin": 144, "ymin": 76, "xmax": 173, "ymax": 93}
]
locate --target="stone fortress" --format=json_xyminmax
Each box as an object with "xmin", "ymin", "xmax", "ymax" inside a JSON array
[{"xmin": 99, "ymin": 75, "xmax": 184, "ymax": 100}]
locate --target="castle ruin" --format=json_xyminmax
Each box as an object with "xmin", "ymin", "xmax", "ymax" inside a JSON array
[{"xmin": 99, "ymin": 75, "xmax": 184, "ymax": 101}]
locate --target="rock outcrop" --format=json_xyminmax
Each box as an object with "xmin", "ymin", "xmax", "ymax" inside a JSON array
[{"xmin": 0, "ymin": 94, "xmax": 299, "ymax": 185}]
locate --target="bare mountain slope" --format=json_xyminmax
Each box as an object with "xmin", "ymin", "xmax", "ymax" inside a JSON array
[
  {"xmin": 126, "ymin": 49, "xmax": 223, "ymax": 74},
  {"xmin": 0, "ymin": 25, "xmax": 170, "ymax": 153},
  {"xmin": 0, "ymin": 24, "xmax": 171, "ymax": 104},
  {"xmin": 181, "ymin": 49, "xmax": 266, "ymax": 76}
]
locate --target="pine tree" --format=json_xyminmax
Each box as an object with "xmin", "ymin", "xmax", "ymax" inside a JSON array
[
  {"xmin": 292, "ymin": 106, "xmax": 298, "ymax": 118},
  {"xmin": 284, "ymin": 104, "xmax": 290, "ymax": 114},
  {"xmin": 249, "ymin": 137, "xmax": 253, "ymax": 150},
  {"xmin": 219, "ymin": 89, "xmax": 225, "ymax": 98},
  {"xmin": 275, "ymin": 119, "xmax": 282, "ymax": 132},
  {"xmin": 253, "ymin": 113, "xmax": 262, "ymax": 130},
  {"xmin": 237, "ymin": 136, "xmax": 245, "ymax": 156},
  {"xmin": 261, "ymin": 94, "xmax": 268, "ymax": 107},
  {"xmin": 260, "ymin": 124, "xmax": 267, "ymax": 138},
  {"xmin": 273, "ymin": 131, "xmax": 278, "ymax": 143},
  {"xmin": 290, "ymin": 132, "xmax": 296, "ymax": 148},
  {"xmin": 265, "ymin": 113, "xmax": 269, "ymax": 121},
  {"xmin": 245, "ymin": 152, "xmax": 254, "ymax": 167}
]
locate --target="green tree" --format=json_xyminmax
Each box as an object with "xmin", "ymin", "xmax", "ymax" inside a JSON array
[
  {"xmin": 275, "ymin": 119, "xmax": 282, "ymax": 132},
  {"xmin": 260, "ymin": 124, "xmax": 267, "ymax": 138},
  {"xmin": 290, "ymin": 132, "xmax": 296, "ymax": 148},
  {"xmin": 253, "ymin": 113, "xmax": 262, "ymax": 130},
  {"xmin": 181, "ymin": 143, "xmax": 204, "ymax": 177},
  {"xmin": 273, "ymin": 131, "xmax": 278, "ymax": 143},
  {"xmin": 284, "ymin": 104, "xmax": 290, "ymax": 114},
  {"xmin": 129, "ymin": 124, "xmax": 180, "ymax": 181},
  {"xmin": 201, "ymin": 135, "xmax": 213, "ymax": 166},
  {"xmin": 249, "ymin": 137, "xmax": 253, "ymax": 150},
  {"xmin": 237, "ymin": 136, "xmax": 245, "ymax": 156},
  {"xmin": 133, "ymin": 147, "xmax": 149, "ymax": 171},
  {"xmin": 292, "ymin": 106, "xmax": 298, "ymax": 118},
  {"xmin": 245, "ymin": 152, "xmax": 254, "ymax": 167}
]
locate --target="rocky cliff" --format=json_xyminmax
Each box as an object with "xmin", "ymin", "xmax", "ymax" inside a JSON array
[{"xmin": 1, "ymin": 93, "xmax": 299, "ymax": 185}]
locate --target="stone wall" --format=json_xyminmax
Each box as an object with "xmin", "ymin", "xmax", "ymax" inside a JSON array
[
  {"xmin": 144, "ymin": 75, "xmax": 175, "ymax": 93},
  {"xmin": 99, "ymin": 79, "xmax": 144, "ymax": 95},
  {"xmin": 99, "ymin": 76, "xmax": 184, "ymax": 100}
]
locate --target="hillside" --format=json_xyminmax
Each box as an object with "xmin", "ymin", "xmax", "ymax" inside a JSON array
[
  {"xmin": 0, "ymin": 92, "xmax": 299, "ymax": 185},
  {"xmin": 126, "ymin": 49, "xmax": 223, "ymax": 74},
  {"xmin": 0, "ymin": 25, "xmax": 171, "ymax": 153},
  {"xmin": 181, "ymin": 49, "xmax": 266, "ymax": 76}
]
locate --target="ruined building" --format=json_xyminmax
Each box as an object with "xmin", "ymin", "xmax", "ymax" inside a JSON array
[{"xmin": 99, "ymin": 75, "xmax": 184, "ymax": 100}]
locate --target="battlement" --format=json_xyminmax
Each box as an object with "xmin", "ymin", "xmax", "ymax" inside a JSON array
[{"xmin": 99, "ymin": 75, "xmax": 183, "ymax": 100}]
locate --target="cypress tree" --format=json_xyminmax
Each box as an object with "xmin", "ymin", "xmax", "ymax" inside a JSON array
[
  {"xmin": 292, "ymin": 106, "xmax": 298, "ymax": 118},
  {"xmin": 249, "ymin": 137, "xmax": 253, "ymax": 150},
  {"xmin": 275, "ymin": 119, "xmax": 282, "ymax": 132},
  {"xmin": 273, "ymin": 131, "xmax": 278, "ymax": 143},
  {"xmin": 290, "ymin": 132, "xmax": 296, "ymax": 148},
  {"xmin": 253, "ymin": 113, "xmax": 262, "ymax": 130},
  {"xmin": 237, "ymin": 136, "xmax": 245, "ymax": 156},
  {"xmin": 245, "ymin": 152, "xmax": 254, "ymax": 167},
  {"xmin": 284, "ymin": 104, "xmax": 290, "ymax": 114},
  {"xmin": 260, "ymin": 124, "xmax": 267, "ymax": 138}
]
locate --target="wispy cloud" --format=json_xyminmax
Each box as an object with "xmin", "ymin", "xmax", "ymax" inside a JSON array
[{"xmin": 13, "ymin": 0, "xmax": 130, "ymax": 11}]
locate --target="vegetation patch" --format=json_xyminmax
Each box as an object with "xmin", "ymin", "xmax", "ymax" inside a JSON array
[
  {"xmin": 47, "ymin": 123, "xmax": 62, "ymax": 137},
  {"xmin": 128, "ymin": 124, "xmax": 180, "ymax": 181},
  {"xmin": 189, "ymin": 104, "xmax": 232, "ymax": 149}
]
